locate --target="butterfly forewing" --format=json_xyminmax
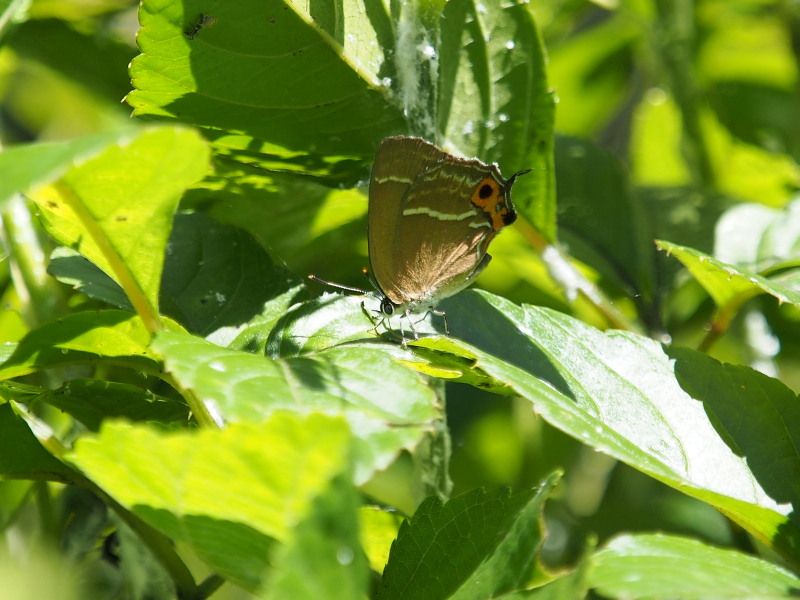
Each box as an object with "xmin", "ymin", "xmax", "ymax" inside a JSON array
[{"xmin": 368, "ymin": 137, "xmax": 447, "ymax": 302}]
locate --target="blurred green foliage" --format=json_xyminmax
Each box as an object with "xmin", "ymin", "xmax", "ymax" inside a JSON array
[{"xmin": 2, "ymin": 0, "xmax": 800, "ymax": 598}]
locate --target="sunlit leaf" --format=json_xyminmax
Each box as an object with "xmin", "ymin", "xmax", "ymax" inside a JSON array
[
  {"xmin": 68, "ymin": 414, "xmax": 353, "ymax": 590},
  {"xmin": 589, "ymin": 533, "xmax": 800, "ymax": 598},
  {"xmin": 152, "ymin": 330, "xmax": 441, "ymax": 483}
]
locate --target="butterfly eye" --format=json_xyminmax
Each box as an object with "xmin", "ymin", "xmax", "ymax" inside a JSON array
[{"xmin": 381, "ymin": 297, "xmax": 395, "ymax": 316}]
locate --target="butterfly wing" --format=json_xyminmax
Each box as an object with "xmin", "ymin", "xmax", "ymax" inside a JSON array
[
  {"xmin": 368, "ymin": 137, "xmax": 447, "ymax": 300},
  {"xmin": 388, "ymin": 159, "xmax": 499, "ymax": 306},
  {"xmin": 368, "ymin": 136, "xmax": 517, "ymax": 309}
]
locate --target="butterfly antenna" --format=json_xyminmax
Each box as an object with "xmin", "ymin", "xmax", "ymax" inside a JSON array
[
  {"xmin": 507, "ymin": 168, "xmax": 532, "ymax": 186},
  {"xmin": 307, "ymin": 274, "xmax": 370, "ymax": 295}
]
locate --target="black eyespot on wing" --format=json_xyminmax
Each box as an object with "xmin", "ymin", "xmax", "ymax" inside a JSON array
[{"xmin": 478, "ymin": 184, "xmax": 493, "ymax": 199}]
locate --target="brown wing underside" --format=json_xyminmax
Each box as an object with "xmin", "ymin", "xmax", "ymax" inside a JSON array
[
  {"xmin": 368, "ymin": 136, "xmax": 502, "ymax": 306},
  {"xmin": 368, "ymin": 137, "xmax": 445, "ymax": 266}
]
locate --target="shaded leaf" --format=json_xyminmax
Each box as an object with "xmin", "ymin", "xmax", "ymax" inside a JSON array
[
  {"xmin": 556, "ymin": 137, "xmax": 656, "ymax": 302},
  {"xmin": 0, "ymin": 311, "xmax": 162, "ymax": 380},
  {"xmin": 667, "ymin": 346, "xmax": 800, "ymax": 508},
  {"xmin": 48, "ymin": 246, "xmax": 133, "ymax": 311},
  {"xmin": 438, "ymin": 0, "xmax": 555, "ymax": 238},
  {"xmin": 159, "ymin": 213, "xmax": 304, "ymax": 337},
  {"xmin": 38, "ymin": 379, "xmax": 189, "ymax": 432},
  {"xmin": 49, "ymin": 213, "xmax": 305, "ymax": 340},
  {"xmin": 0, "ymin": 403, "xmax": 75, "ymax": 482},
  {"xmin": 128, "ymin": 0, "xmax": 405, "ymax": 162},
  {"xmin": 451, "ymin": 474, "xmax": 559, "ymax": 599},
  {"xmin": 378, "ymin": 482, "xmax": 554, "ymax": 600}
]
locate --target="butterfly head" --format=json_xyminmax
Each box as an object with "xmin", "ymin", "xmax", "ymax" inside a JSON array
[{"xmin": 470, "ymin": 168, "xmax": 531, "ymax": 231}]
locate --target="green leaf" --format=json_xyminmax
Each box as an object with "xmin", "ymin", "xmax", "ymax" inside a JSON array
[
  {"xmin": 260, "ymin": 474, "xmax": 369, "ymax": 600},
  {"xmin": 30, "ymin": 127, "xmax": 210, "ymax": 318},
  {"xmin": 657, "ymin": 239, "xmax": 800, "ymax": 309},
  {"xmin": 359, "ymin": 506, "xmax": 404, "ymax": 574},
  {"xmin": 197, "ymin": 165, "xmax": 370, "ymax": 283},
  {"xmin": 429, "ymin": 290, "xmax": 800, "ymax": 563},
  {"xmin": 151, "ymin": 330, "xmax": 441, "ymax": 483},
  {"xmin": 37, "ymin": 379, "xmax": 189, "ymax": 432},
  {"xmin": 266, "ymin": 294, "xmax": 383, "ymax": 356},
  {"xmin": 666, "ymin": 346, "xmax": 800, "ymax": 508},
  {"xmin": 378, "ymin": 482, "xmax": 554, "ymax": 600},
  {"xmin": 127, "ymin": 0, "xmax": 555, "ymax": 236},
  {"xmin": 47, "ymin": 246, "xmax": 133, "ymax": 311},
  {"xmin": 451, "ymin": 474, "xmax": 560, "ymax": 599},
  {"xmin": 49, "ymin": 213, "xmax": 305, "ymax": 340},
  {"xmin": 158, "ymin": 213, "xmax": 304, "ymax": 337},
  {"xmin": 0, "ymin": 403, "xmax": 75, "ymax": 482},
  {"xmin": 0, "ymin": 130, "xmax": 135, "ymax": 209},
  {"xmin": 507, "ymin": 565, "xmax": 589, "ymax": 600},
  {"xmin": 0, "ymin": 311, "xmax": 161, "ymax": 380},
  {"xmin": 556, "ymin": 137, "xmax": 656, "ymax": 300},
  {"xmin": 438, "ymin": 0, "xmax": 555, "ymax": 239},
  {"xmin": 128, "ymin": 0, "xmax": 405, "ymax": 160},
  {"xmin": 589, "ymin": 533, "xmax": 800, "ymax": 598},
  {"xmin": 67, "ymin": 414, "xmax": 353, "ymax": 591}
]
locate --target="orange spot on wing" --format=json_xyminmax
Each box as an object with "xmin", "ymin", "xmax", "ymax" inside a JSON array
[{"xmin": 470, "ymin": 176, "xmax": 509, "ymax": 231}]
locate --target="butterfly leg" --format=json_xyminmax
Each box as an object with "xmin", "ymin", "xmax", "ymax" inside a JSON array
[
  {"xmin": 430, "ymin": 308, "xmax": 449, "ymax": 334},
  {"xmin": 360, "ymin": 301, "xmax": 384, "ymax": 338},
  {"xmin": 400, "ymin": 309, "xmax": 420, "ymax": 347}
]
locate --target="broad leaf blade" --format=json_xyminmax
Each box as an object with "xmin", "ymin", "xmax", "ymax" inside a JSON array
[
  {"xmin": 152, "ymin": 330, "xmax": 441, "ymax": 483},
  {"xmin": 0, "ymin": 130, "xmax": 135, "ymax": 208},
  {"xmin": 0, "ymin": 403, "xmax": 75, "ymax": 482},
  {"xmin": 128, "ymin": 0, "xmax": 406, "ymax": 162},
  {"xmin": 261, "ymin": 474, "xmax": 369, "ymax": 600},
  {"xmin": 451, "ymin": 474, "xmax": 559, "ymax": 599},
  {"xmin": 589, "ymin": 533, "xmax": 800, "ymax": 598},
  {"xmin": 38, "ymin": 379, "xmax": 189, "ymax": 432},
  {"xmin": 48, "ymin": 247, "xmax": 133, "ymax": 311},
  {"xmin": 378, "ymin": 483, "xmax": 554, "ymax": 600},
  {"xmin": 29, "ymin": 127, "xmax": 210, "ymax": 315},
  {"xmin": 429, "ymin": 290, "xmax": 800, "ymax": 562},
  {"xmin": 438, "ymin": 0, "xmax": 555, "ymax": 239},
  {"xmin": 49, "ymin": 213, "xmax": 305, "ymax": 340},
  {"xmin": 67, "ymin": 414, "xmax": 353, "ymax": 591},
  {"xmin": 667, "ymin": 346, "xmax": 800, "ymax": 509},
  {"xmin": 266, "ymin": 294, "xmax": 383, "ymax": 357},
  {"xmin": 0, "ymin": 311, "xmax": 161, "ymax": 380},
  {"xmin": 657, "ymin": 239, "xmax": 800, "ymax": 309},
  {"xmin": 159, "ymin": 213, "xmax": 304, "ymax": 337},
  {"xmin": 556, "ymin": 138, "xmax": 656, "ymax": 301}
]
